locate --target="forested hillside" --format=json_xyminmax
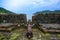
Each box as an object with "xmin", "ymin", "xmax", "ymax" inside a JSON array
[{"xmin": 0, "ymin": 7, "xmax": 16, "ymax": 14}]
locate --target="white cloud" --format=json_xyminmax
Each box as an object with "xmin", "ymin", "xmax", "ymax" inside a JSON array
[{"xmin": 31, "ymin": 0, "xmax": 59, "ymax": 6}]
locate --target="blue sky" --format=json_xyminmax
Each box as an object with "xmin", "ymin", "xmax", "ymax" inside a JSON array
[{"xmin": 0, "ymin": 0, "xmax": 60, "ymax": 19}]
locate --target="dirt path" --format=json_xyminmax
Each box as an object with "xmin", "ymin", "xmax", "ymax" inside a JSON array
[{"xmin": 14, "ymin": 28, "xmax": 41, "ymax": 40}]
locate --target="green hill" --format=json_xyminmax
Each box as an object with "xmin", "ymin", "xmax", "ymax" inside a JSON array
[
  {"xmin": 0, "ymin": 7, "xmax": 16, "ymax": 14},
  {"xmin": 34, "ymin": 10, "xmax": 60, "ymax": 15}
]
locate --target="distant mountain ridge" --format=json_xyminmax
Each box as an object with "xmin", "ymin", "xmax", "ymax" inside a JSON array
[
  {"xmin": 0, "ymin": 7, "xmax": 16, "ymax": 14},
  {"xmin": 34, "ymin": 10, "xmax": 60, "ymax": 14}
]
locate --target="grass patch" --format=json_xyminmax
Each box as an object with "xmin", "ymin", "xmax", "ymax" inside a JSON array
[{"xmin": 9, "ymin": 32, "xmax": 20, "ymax": 40}]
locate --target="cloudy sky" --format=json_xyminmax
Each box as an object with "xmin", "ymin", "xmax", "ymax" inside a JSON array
[{"xmin": 0, "ymin": 0, "xmax": 60, "ymax": 19}]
